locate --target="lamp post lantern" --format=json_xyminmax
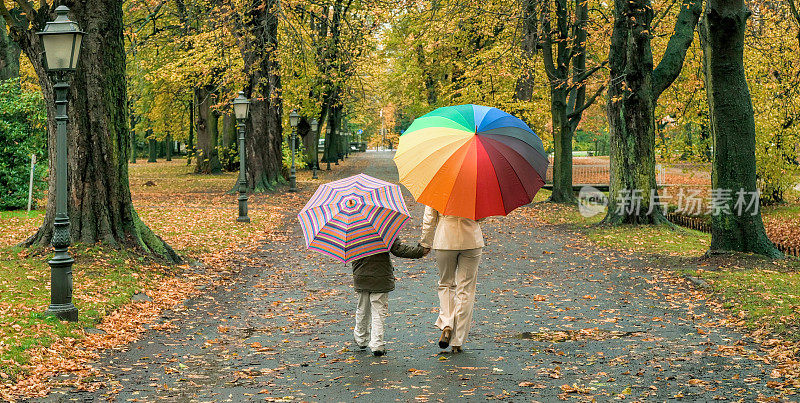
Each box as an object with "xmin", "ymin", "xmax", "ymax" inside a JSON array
[
  {"xmin": 310, "ymin": 119, "xmax": 319, "ymax": 179},
  {"xmin": 37, "ymin": 5, "xmax": 84, "ymax": 322},
  {"xmin": 289, "ymin": 110, "xmax": 300, "ymax": 192},
  {"xmin": 232, "ymin": 91, "xmax": 250, "ymax": 223}
]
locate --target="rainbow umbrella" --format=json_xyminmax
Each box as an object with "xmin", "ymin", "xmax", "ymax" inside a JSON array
[
  {"xmin": 298, "ymin": 174, "xmax": 410, "ymax": 263},
  {"xmin": 394, "ymin": 104, "xmax": 547, "ymax": 220}
]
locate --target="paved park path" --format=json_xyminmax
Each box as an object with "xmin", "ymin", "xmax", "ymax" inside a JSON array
[{"xmin": 49, "ymin": 152, "xmax": 781, "ymax": 402}]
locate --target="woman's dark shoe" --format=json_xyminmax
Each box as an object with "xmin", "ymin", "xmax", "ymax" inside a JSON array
[
  {"xmin": 451, "ymin": 346, "xmax": 462, "ymax": 353},
  {"xmin": 439, "ymin": 327, "xmax": 452, "ymax": 349}
]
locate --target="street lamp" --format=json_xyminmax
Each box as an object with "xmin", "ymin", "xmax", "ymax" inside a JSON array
[
  {"xmin": 289, "ymin": 110, "xmax": 300, "ymax": 192},
  {"xmin": 335, "ymin": 129, "xmax": 340, "ymax": 165},
  {"xmin": 37, "ymin": 5, "xmax": 84, "ymax": 322},
  {"xmin": 325, "ymin": 125, "xmax": 332, "ymax": 171},
  {"xmin": 310, "ymin": 119, "xmax": 319, "ymax": 179},
  {"xmin": 345, "ymin": 130, "xmax": 350, "ymax": 158},
  {"xmin": 232, "ymin": 91, "xmax": 250, "ymax": 223}
]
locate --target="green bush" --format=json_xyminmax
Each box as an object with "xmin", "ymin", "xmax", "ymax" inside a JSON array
[
  {"xmin": 282, "ymin": 135, "xmax": 306, "ymax": 174},
  {"xmin": 0, "ymin": 79, "xmax": 47, "ymax": 210},
  {"xmin": 217, "ymin": 145, "xmax": 239, "ymax": 172}
]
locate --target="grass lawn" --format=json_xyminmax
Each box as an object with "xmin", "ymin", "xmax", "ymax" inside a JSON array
[
  {"xmin": 0, "ymin": 157, "xmax": 298, "ymax": 398},
  {"xmin": 587, "ymin": 224, "xmax": 710, "ymax": 257},
  {"xmin": 689, "ymin": 267, "xmax": 800, "ymax": 336},
  {"xmin": 0, "ymin": 245, "xmax": 167, "ymax": 378}
]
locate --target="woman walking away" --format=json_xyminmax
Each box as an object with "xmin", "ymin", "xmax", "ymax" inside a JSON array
[
  {"xmin": 352, "ymin": 238, "xmax": 427, "ymax": 356},
  {"xmin": 419, "ymin": 205, "xmax": 484, "ymax": 353}
]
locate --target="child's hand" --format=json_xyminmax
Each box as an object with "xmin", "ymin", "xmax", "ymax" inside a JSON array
[{"xmin": 422, "ymin": 247, "xmax": 431, "ymax": 257}]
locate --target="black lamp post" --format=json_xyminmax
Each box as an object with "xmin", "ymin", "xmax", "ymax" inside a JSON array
[
  {"xmin": 335, "ymin": 129, "xmax": 340, "ymax": 166},
  {"xmin": 325, "ymin": 125, "xmax": 332, "ymax": 171},
  {"xmin": 37, "ymin": 6, "xmax": 83, "ymax": 322},
  {"xmin": 289, "ymin": 110, "xmax": 300, "ymax": 192},
  {"xmin": 310, "ymin": 119, "xmax": 319, "ymax": 179},
  {"xmin": 344, "ymin": 130, "xmax": 350, "ymax": 159},
  {"xmin": 232, "ymin": 91, "xmax": 250, "ymax": 223}
]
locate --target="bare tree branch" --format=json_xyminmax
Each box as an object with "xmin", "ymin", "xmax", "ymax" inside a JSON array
[
  {"xmin": 568, "ymin": 84, "xmax": 605, "ymax": 125},
  {"xmin": 651, "ymin": 0, "xmax": 702, "ymax": 100},
  {"xmin": 539, "ymin": 1, "xmax": 559, "ymax": 81}
]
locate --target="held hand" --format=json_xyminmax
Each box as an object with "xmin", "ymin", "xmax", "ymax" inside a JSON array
[{"xmin": 422, "ymin": 247, "xmax": 431, "ymax": 257}]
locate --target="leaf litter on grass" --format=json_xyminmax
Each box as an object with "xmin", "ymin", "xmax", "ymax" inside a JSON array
[{"xmin": 0, "ymin": 159, "xmax": 312, "ymax": 400}]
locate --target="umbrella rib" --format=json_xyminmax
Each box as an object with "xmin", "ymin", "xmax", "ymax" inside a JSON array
[
  {"xmin": 413, "ymin": 112, "xmax": 472, "ymax": 132},
  {"xmin": 475, "ymin": 137, "xmax": 506, "ymax": 217},
  {"xmin": 483, "ymin": 137, "xmax": 540, "ymax": 199},
  {"xmin": 397, "ymin": 136, "xmax": 473, "ymax": 183}
]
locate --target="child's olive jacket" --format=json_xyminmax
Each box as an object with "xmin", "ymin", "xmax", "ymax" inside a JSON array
[{"xmin": 351, "ymin": 239, "xmax": 426, "ymax": 293}]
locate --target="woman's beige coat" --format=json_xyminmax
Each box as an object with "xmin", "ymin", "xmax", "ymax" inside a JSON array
[{"xmin": 419, "ymin": 206, "xmax": 484, "ymax": 250}]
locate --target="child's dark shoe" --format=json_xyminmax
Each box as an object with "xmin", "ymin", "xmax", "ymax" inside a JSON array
[
  {"xmin": 372, "ymin": 349, "xmax": 385, "ymax": 357},
  {"xmin": 358, "ymin": 345, "xmax": 368, "ymax": 351},
  {"xmin": 451, "ymin": 346, "xmax": 462, "ymax": 353}
]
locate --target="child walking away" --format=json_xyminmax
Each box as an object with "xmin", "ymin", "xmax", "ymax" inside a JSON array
[{"xmin": 352, "ymin": 238, "xmax": 428, "ymax": 356}]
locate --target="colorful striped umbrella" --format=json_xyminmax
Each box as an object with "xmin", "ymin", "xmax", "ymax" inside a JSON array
[
  {"xmin": 394, "ymin": 104, "xmax": 548, "ymax": 220},
  {"xmin": 298, "ymin": 174, "xmax": 410, "ymax": 263}
]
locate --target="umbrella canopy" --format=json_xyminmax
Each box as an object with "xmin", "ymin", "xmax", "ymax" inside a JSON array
[
  {"xmin": 298, "ymin": 174, "xmax": 410, "ymax": 263},
  {"xmin": 394, "ymin": 104, "xmax": 548, "ymax": 220}
]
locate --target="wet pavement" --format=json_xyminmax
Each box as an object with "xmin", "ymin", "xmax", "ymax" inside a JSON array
[{"xmin": 46, "ymin": 151, "xmax": 782, "ymax": 402}]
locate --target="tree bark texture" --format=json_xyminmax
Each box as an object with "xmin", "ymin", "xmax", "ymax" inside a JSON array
[
  {"xmin": 549, "ymin": 88, "xmax": 574, "ymax": 202},
  {"xmin": 702, "ymin": 0, "xmax": 781, "ymax": 257},
  {"xmin": 166, "ymin": 133, "xmax": 173, "ymax": 161},
  {"xmin": 187, "ymin": 97, "xmax": 194, "ymax": 165},
  {"xmin": 298, "ymin": 117, "xmax": 316, "ymax": 169},
  {"xmin": 194, "ymin": 85, "xmax": 222, "ymax": 174},
  {"xmin": 513, "ymin": 0, "xmax": 538, "ymax": 102},
  {"xmin": 228, "ymin": 0, "xmax": 283, "ymax": 191},
  {"xmin": 148, "ymin": 137, "xmax": 157, "ymax": 163},
  {"xmin": 605, "ymin": 0, "xmax": 658, "ymax": 224},
  {"xmin": 603, "ymin": 0, "xmax": 701, "ymax": 224},
  {"xmin": 324, "ymin": 103, "xmax": 343, "ymax": 164},
  {"xmin": 0, "ymin": 11, "xmax": 20, "ymax": 81},
  {"xmin": 6, "ymin": 1, "xmax": 179, "ymax": 262},
  {"xmin": 222, "ymin": 113, "xmax": 236, "ymax": 149}
]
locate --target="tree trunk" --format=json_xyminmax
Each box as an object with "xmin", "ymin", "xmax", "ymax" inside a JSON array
[
  {"xmin": 702, "ymin": 0, "xmax": 781, "ymax": 257},
  {"xmin": 0, "ymin": 12, "xmax": 21, "ymax": 81},
  {"xmin": 194, "ymin": 85, "xmax": 222, "ymax": 174},
  {"xmin": 130, "ymin": 112, "xmax": 137, "ymax": 163},
  {"xmin": 166, "ymin": 132, "xmax": 172, "ymax": 161},
  {"xmin": 187, "ymin": 97, "xmax": 194, "ymax": 165},
  {"xmin": 604, "ymin": 0, "xmax": 659, "ymax": 223},
  {"xmin": 244, "ymin": 75, "xmax": 283, "ymax": 191},
  {"xmin": 513, "ymin": 0, "xmax": 537, "ymax": 102},
  {"xmin": 148, "ymin": 136, "xmax": 157, "ymax": 163},
  {"xmin": 221, "ymin": 113, "xmax": 236, "ymax": 149},
  {"xmin": 324, "ymin": 103, "xmax": 342, "ymax": 164},
  {"xmin": 11, "ymin": 1, "xmax": 178, "ymax": 262},
  {"xmin": 549, "ymin": 89, "xmax": 575, "ymax": 202},
  {"xmin": 539, "ymin": 0, "xmax": 603, "ymax": 203},
  {"xmin": 298, "ymin": 117, "xmax": 316, "ymax": 169},
  {"xmin": 227, "ymin": 0, "xmax": 283, "ymax": 191},
  {"xmin": 603, "ymin": 0, "xmax": 701, "ymax": 224}
]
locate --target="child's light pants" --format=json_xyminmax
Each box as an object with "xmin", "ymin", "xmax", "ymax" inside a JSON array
[{"xmin": 354, "ymin": 291, "xmax": 388, "ymax": 351}]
